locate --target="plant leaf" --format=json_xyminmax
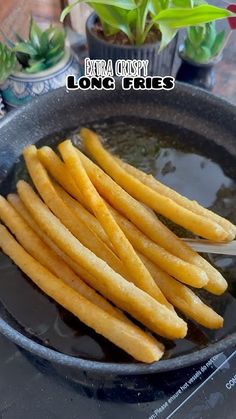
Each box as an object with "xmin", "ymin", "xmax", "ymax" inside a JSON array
[
  {"xmin": 158, "ymin": 24, "xmax": 177, "ymax": 51},
  {"xmin": 154, "ymin": 5, "xmax": 233, "ymax": 28},
  {"xmin": 91, "ymin": 3, "xmax": 133, "ymax": 41},
  {"xmin": 211, "ymin": 29, "xmax": 225, "ymax": 56},
  {"xmin": 172, "ymin": 0, "xmax": 193, "ymax": 8},
  {"xmin": 13, "ymin": 42, "xmax": 37, "ymax": 56},
  {"xmin": 30, "ymin": 18, "xmax": 43, "ymax": 50},
  {"xmin": 60, "ymin": 0, "xmax": 137, "ymax": 22},
  {"xmin": 149, "ymin": 0, "xmax": 161, "ymax": 14}
]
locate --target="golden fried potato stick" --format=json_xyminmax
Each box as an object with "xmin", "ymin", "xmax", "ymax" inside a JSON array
[
  {"xmin": 0, "ymin": 195, "xmax": 128, "ymax": 323},
  {"xmin": 7, "ymin": 193, "xmax": 173, "ymax": 314},
  {"xmin": 17, "ymin": 180, "xmax": 187, "ymax": 339},
  {"xmin": 107, "ymin": 204, "xmax": 207, "ymax": 288},
  {"xmin": 55, "ymin": 181, "xmax": 206, "ymax": 288},
  {"xmin": 140, "ymin": 254, "xmax": 223, "ymax": 329},
  {"xmin": 73, "ymin": 147, "xmax": 227, "ymax": 295},
  {"xmin": 37, "ymin": 146, "xmax": 89, "ymax": 209},
  {"xmin": 82, "ymin": 128, "xmax": 227, "ymax": 242},
  {"xmin": 53, "ymin": 182, "xmax": 112, "ymax": 250},
  {"xmin": 0, "ymin": 225, "xmax": 164, "ymax": 363},
  {"xmin": 59, "ymin": 140, "xmax": 169, "ymax": 307},
  {"xmin": 23, "ymin": 145, "xmax": 127, "ymax": 279},
  {"xmin": 115, "ymin": 157, "xmax": 236, "ymax": 239}
]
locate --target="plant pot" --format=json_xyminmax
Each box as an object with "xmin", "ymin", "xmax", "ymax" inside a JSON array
[
  {"xmin": 176, "ymin": 47, "xmax": 221, "ymax": 91},
  {"xmin": 86, "ymin": 12, "xmax": 178, "ymax": 76},
  {"xmin": 0, "ymin": 48, "xmax": 82, "ymax": 109},
  {"xmin": 0, "ymin": 93, "xmax": 6, "ymax": 119}
]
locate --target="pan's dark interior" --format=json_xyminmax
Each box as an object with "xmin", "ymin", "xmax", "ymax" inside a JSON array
[{"xmin": 0, "ymin": 116, "xmax": 236, "ymax": 364}]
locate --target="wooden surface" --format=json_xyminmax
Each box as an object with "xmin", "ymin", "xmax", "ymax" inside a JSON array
[{"xmin": 0, "ymin": 0, "xmax": 62, "ymax": 42}]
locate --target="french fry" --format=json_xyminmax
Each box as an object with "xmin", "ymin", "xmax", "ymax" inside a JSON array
[
  {"xmin": 116, "ymin": 157, "xmax": 236, "ymax": 239},
  {"xmin": 107, "ymin": 204, "xmax": 208, "ymax": 288},
  {"xmin": 59, "ymin": 139, "xmax": 170, "ymax": 307},
  {"xmin": 37, "ymin": 146, "xmax": 88, "ymax": 209},
  {"xmin": 17, "ymin": 180, "xmax": 187, "ymax": 339},
  {"xmin": 53, "ymin": 182, "xmax": 112, "ymax": 250},
  {"xmin": 81, "ymin": 128, "xmax": 227, "ymax": 242},
  {"xmin": 56, "ymin": 180, "xmax": 204, "ymax": 288},
  {"xmin": 0, "ymin": 225, "xmax": 164, "ymax": 363},
  {"xmin": 75, "ymin": 147, "xmax": 227, "ymax": 295},
  {"xmin": 140, "ymin": 254, "xmax": 223, "ymax": 329},
  {"xmin": 23, "ymin": 145, "xmax": 127, "ymax": 279},
  {"xmin": 0, "ymin": 195, "xmax": 128, "ymax": 323}
]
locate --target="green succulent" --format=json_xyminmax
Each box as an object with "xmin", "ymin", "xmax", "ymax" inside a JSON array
[
  {"xmin": 0, "ymin": 43, "xmax": 17, "ymax": 83},
  {"xmin": 13, "ymin": 18, "xmax": 66, "ymax": 73},
  {"xmin": 183, "ymin": 22, "xmax": 226, "ymax": 63}
]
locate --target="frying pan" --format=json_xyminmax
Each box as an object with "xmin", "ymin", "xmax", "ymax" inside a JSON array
[{"xmin": 0, "ymin": 83, "xmax": 235, "ymax": 400}]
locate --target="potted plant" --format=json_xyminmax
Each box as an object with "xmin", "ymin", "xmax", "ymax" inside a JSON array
[
  {"xmin": 61, "ymin": 0, "xmax": 235, "ymax": 76},
  {"xmin": 0, "ymin": 43, "xmax": 17, "ymax": 116},
  {"xmin": 176, "ymin": 22, "xmax": 228, "ymax": 90},
  {"xmin": 0, "ymin": 18, "xmax": 81, "ymax": 109}
]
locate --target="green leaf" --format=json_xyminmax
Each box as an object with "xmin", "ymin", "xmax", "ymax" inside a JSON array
[
  {"xmin": 211, "ymin": 29, "xmax": 225, "ymax": 57},
  {"xmin": 29, "ymin": 18, "xmax": 43, "ymax": 50},
  {"xmin": 48, "ymin": 27, "xmax": 65, "ymax": 48},
  {"xmin": 149, "ymin": 0, "xmax": 161, "ymax": 14},
  {"xmin": 91, "ymin": 3, "xmax": 133, "ymax": 41},
  {"xmin": 100, "ymin": 19, "xmax": 119, "ymax": 35},
  {"xmin": 172, "ymin": 0, "xmax": 193, "ymax": 8},
  {"xmin": 46, "ymin": 43, "xmax": 64, "ymax": 60},
  {"xmin": 184, "ymin": 37, "xmax": 195, "ymax": 59},
  {"xmin": 195, "ymin": 45, "xmax": 211, "ymax": 62},
  {"xmin": 25, "ymin": 59, "xmax": 46, "ymax": 73},
  {"xmin": 158, "ymin": 24, "xmax": 177, "ymax": 51},
  {"xmin": 187, "ymin": 25, "xmax": 206, "ymax": 46},
  {"xmin": 13, "ymin": 42, "xmax": 37, "ymax": 56},
  {"xmin": 201, "ymin": 22, "xmax": 216, "ymax": 49},
  {"xmin": 45, "ymin": 50, "xmax": 65, "ymax": 68},
  {"xmin": 38, "ymin": 30, "xmax": 50, "ymax": 56},
  {"xmin": 139, "ymin": 0, "xmax": 151, "ymax": 33},
  {"xmin": 153, "ymin": 5, "xmax": 233, "ymax": 28},
  {"xmin": 60, "ymin": 0, "xmax": 137, "ymax": 22},
  {"xmin": 0, "ymin": 43, "xmax": 17, "ymax": 82}
]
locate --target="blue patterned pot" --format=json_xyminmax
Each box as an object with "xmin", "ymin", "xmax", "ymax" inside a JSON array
[{"xmin": 0, "ymin": 48, "xmax": 81, "ymax": 109}]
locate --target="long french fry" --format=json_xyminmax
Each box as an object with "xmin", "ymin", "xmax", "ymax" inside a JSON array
[
  {"xmin": 0, "ymin": 225, "xmax": 164, "ymax": 363},
  {"xmin": 74, "ymin": 147, "xmax": 227, "ymax": 295},
  {"xmin": 107, "ymin": 204, "xmax": 207, "ymax": 288},
  {"xmin": 82, "ymin": 128, "xmax": 227, "ymax": 242},
  {"xmin": 17, "ymin": 180, "xmax": 187, "ymax": 339},
  {"xmin": 37, "ymin": 146, "xmax": 89, "ymax": 209},
  {"xmin": 56, "ymin": 182, "xmax": 207, "ymax": 288},
  {"xmin": 7, "ymin": 193, "xmax": 173, "ymax": 314},
  {"xmin": 59, "ymin": 139, "xmax": 170, "ymax": 306},
  {"xmin": 23, "ymin": 145, "xmax": 127, "ymax": 279},
  {"xmin": 140, "ymin": 254, "xmax": 223, "ymax": 329},
  {"xmin": 7, "ymin": 192, "xmax": 172, "ymax": 312},
  {"xmin": 53, "ymin": 182, "xmax": 112, "ymax": 249},
  {"xmin": 6, "ymin": 192, "xmax": 223, "ymax": 330},
  {"xmin": 116, "ymin": 157, "xmax": 236, "ymax": 239},
  {"xmin": 0, "ymin": 195, "xmax": 128, "ymax": 323}
]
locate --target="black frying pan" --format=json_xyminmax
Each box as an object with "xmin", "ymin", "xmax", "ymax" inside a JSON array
[{"xmin": 0, "ymin": 83, "xmax": 235, "ymax": 399}]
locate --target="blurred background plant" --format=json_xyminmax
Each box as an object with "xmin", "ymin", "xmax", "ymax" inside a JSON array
[
  {"xmin": 182, "ymin": 22, "xmax": 228, "ymax": 64},
  {"xmin": 0, "ymin": 18, "xmax": 65, "ymax": 74}
]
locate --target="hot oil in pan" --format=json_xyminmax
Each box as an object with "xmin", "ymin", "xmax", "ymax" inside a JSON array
[{"xmin": 0, "ymin": 119, "xmax": 236, "ymax": 363}]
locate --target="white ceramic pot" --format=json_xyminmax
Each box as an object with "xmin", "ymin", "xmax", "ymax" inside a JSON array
[{"xmin": 0, "ymin": 48, "xmax": 81, "ymax": 109}]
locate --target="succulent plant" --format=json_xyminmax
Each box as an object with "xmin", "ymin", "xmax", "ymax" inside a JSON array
[
  {"xmin": 0, "ymin": 43, "xmax": 17, "ymax": 83},
  {"xmin": 13, "ymin": 18, "xmax": 66, "ymax": 73},
  {"xmin": 183, "ymin": 22, "xmax": 226, "ymax": 64}
]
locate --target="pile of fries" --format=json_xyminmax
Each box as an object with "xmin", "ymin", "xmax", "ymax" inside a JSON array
[{"xmin": 0, "ymin": 128, "xmax": 235, "ymax": 363}]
